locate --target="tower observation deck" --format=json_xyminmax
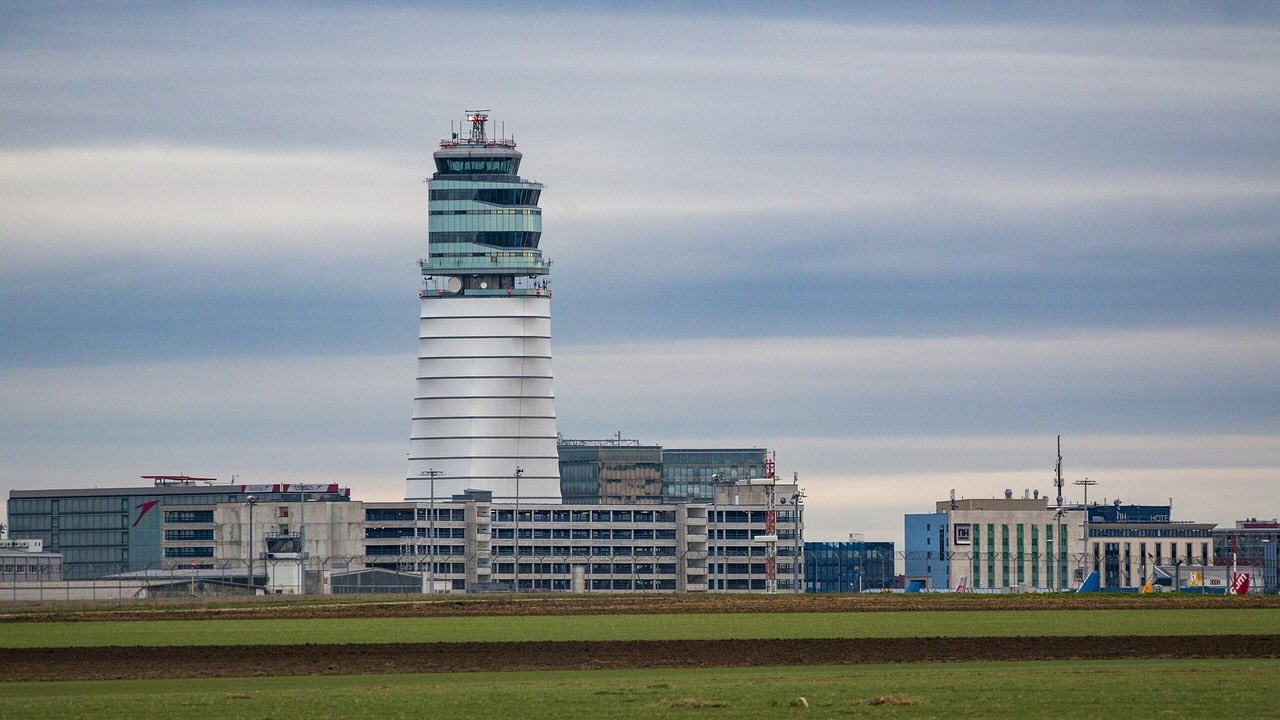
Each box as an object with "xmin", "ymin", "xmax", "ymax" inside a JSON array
[{"xmin": 407, "ymin": 111, "xmax": 560, "ymax": 502}]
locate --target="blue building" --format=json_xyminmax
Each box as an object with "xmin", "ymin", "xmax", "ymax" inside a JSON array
[
  {"xmin": 903, "ymin": 512, "xmax": 949, "ymax": 589},
  {"xmin": 804, "ymin": 541, "xmax": 895, "ymax": 592},
  {"xmin": 1085, "ymin": 504, "xmax": 1170, "ymax": 523}
]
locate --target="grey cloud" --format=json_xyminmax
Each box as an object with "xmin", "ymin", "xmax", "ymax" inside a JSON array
[{"xmin": 2, "ymin": 3, "xmax": 1278, "ymax": 538}]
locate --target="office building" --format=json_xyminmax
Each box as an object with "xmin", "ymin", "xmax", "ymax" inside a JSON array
[
  {"xmin": 1211, "ymin": 519, "xmax": 1280, "ymax": 571},
  {"xmin": 558, "ymin": 437, "xmax": 664, "ymax": 504},
  {"xmin": 905, "ymin": 493, "xmax": 1084, "ymax": 591},
  {"xmin": 905, "ymin": 491, "xmax": 1224, "ymax": 591},
  {"xmin": 6, "ymin": 476, "xmax": 348, "ymax": 579},
  {"xmin": 661, "ymin": 448, "xmax": 769, "ymax": 502},
  {"xmin": 1083, "ymin": 502, "xmax": 1215, "ymax": 590},
  {"xmin": 157, "ymin": 482, "xmax": 803, "ymax": 594}
]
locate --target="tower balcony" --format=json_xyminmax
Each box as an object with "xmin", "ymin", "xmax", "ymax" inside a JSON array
[
  {"xmin": 420, "ymin": 287, "xmax": 551, "ymax": 299},
  {"xmin": 421, "ymin": 251, "xmax": 550, "ymax": 277}
]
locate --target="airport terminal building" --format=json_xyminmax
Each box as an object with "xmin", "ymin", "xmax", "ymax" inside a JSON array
[
  {"xmin": 3, "ymin": 113, "xmax": 807, "ymax": 597},
  {"xmin": 158, "ymin": 484, "xmax": 796, "ymax": 594}
]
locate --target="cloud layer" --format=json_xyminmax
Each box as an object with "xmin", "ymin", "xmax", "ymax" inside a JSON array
[{"xmin": 1, "ymin": 3, "xmax": 1277, "ymax": 547}]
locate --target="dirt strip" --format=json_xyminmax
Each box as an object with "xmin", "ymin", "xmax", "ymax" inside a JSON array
[
  {"xmin": 3, "ymin": 635, "xmax": 1278, "ymax": 682},
  {"xmin": 6, "ymin": 594, "xmax": 1280, "ymax": 623}
]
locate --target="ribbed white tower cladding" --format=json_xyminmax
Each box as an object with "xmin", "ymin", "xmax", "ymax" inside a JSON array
[{"xmin": 406, "ymin": 112, "xmax": 560, "ymax": 502}]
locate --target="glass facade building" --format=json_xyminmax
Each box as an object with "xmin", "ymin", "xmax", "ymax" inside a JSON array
[
  {"xmin": 804, "ymin": 541, "xmax": 895, "ymax": 592},
  {"xmin": 661, "ymin": 448, "xmax": 768, "ymax": 502},
  {"xmin": 557, "ymin": 442, "xmax": 769, "ymax": 504},
  {"xmin": 558, "ymin": 442, "xmax": 663, "ymax": 504}
]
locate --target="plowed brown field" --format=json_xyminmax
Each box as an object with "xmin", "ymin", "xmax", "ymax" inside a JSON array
[
  {"xmin": 3, "ymin": 635, "xmax": 1278, "ymax": 682},
  {"xmin": 5, "ymin": 593, "xmax": 1278, "ymax": 623}
]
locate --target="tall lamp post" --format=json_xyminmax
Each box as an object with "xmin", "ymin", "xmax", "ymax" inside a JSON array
[
  {"xmin": 514, "ymin": 466, "xmax": 523, "ymax": 592},
  {"xmin": 791, "ymin": 488, "xmax": 804, "ymax": 594},
  {"xmin": 420, "ymin": 468, "xmax": 442, "ymax": 594},
  {"xmin": 1074, "ymin": 477, "xmax": 1097, "ymax": 585},
  {"xmin": 710, "ymin": 473, "xmax": 723, "ymax": 592},
  {"xmin": 246, "ymin": 495, "xmax": 258, "ymax": 591},
  {"xmin": 296, "ymin": 486, "xmax": 310, "ymax": 594},
  {"xmin": 1054, "ymin": 507, "xmax": 1069, "ymax": 591}
]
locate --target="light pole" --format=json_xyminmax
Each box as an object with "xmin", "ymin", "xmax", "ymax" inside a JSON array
[
  {"xmin": 1074, "ymin": 477, "xmax": 1097, "ymax": 585},
  {"xmin": 792, "ymin": 489, "xmax": 804, "ymax": 594},
  {"xmin": 296, "ymin": 486, "xmax": 311, "ymax": 594},
  {"xmin": 1054, "ymin": 507, "xmax": 1069, "ymax": 591},
  {"xmin": 514, "ymin": 466, "xmax": 523, "ymax": 593},
  {"xmin": 710, "ymin": 473, "xmax": 723, "ymax": 592},
  {"xmin": 245, "ymin": 495, "xmax": 258, "ymax": 591},
  {"xmin": 420, "ymin": 468, "xmax": 442, "ymax": 594}
]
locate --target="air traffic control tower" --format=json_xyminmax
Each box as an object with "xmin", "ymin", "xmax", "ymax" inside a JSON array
[{"xmin": 406, "ymin": 111, "xmax": 560, "ymax": 502}]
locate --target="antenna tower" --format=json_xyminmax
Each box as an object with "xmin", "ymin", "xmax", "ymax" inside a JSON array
[
  {"xmin": 1054, "ymin": 435, "xmax": 1065, "ymax": 507},
  {"xmin": 464, "ymin": 109, "xmax": 490, "ymax": 143}
]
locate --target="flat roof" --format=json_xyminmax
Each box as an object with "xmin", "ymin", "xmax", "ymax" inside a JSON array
[
  {"xmin": 937, "ymin": 498, "xmax": 1052, "ymax": 512},
  {"xmin": 9, "ymin": 485, "xmax": 250, "ymax": 499}
]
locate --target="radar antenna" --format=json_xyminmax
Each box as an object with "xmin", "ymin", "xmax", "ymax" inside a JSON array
[
  {"xmin": 464, "ymin": 109, "xmax": 490, "ymax": 143},
  {"xmin": 1054, "ymin": 435, "xmax": 1064, "ymax": 507}
]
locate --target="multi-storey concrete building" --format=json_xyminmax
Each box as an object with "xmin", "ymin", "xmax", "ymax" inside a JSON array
[
  {"xmin": 906, "ymin": 493, "xmax": 1223, "ymax": 591},
  {"xmin": 6, "ymin": 477, "xmax": 348, "ymax": 579},
  {"xmin": 159, "ymin": 482, "xmax": 802, "ymax": 594},
  {"xmin": 1084, "ymin": 503, "xmax": 1215, "ymax": 590},
  {"xmin": 905, "ymin": 494, "xmax": 1084, "ymax": 591},
  {"xmin": 1211, "ymin": 518, "xmax": 1280, "ymax": 571}
]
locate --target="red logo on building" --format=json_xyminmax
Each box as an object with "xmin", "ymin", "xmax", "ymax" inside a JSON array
[{"xmin": 132, "ymin": 499, "xmax": 161, "ymax": 528}]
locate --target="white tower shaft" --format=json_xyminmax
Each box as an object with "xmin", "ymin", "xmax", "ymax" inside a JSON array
[{"xmin": 407, "ymin": 294, "xmax": 560, "ymax": 501}]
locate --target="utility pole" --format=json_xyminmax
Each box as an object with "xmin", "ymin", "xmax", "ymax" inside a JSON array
[
  {"xmin": 710, "ymin": 473, "xmax": 722, "ymax": 592},
  {"xmin": 514, "ymin": 466, "xmax": 523, "ymax": 592},
  {"xmin": 297, "ymin": 486, "xmax": 308, "ymax": 594},
  {"xmin": 420, "ymin": 468, "xmax": 442, "ymax": 594},
  {"xmin": 792, "ymin": 480, "xmax": 804, "ymax": 594},
  {"xmin": 1074, "ymin": 477, "xmax": 1098, "ymax": 585},
  {"xmin": 245, "ymin": 496, "xmax": 258, "ymax": 592},
  {"xmin": 1054, "ymin": 435, "xmax": 1065, "ymax": 508}
]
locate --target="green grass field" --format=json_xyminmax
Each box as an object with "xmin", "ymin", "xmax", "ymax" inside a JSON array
[
  {"xmin": 3, "ymin": 607, "xmax": 1278, "ymax": 648},
  {"xmin": 3, "ymin": 659, "xmax": 1276, "ymax": 720}
]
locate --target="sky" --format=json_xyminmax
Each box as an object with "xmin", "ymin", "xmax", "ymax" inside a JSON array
[{"xmin": 1, "ymin": 2, "xmax": 1278, "ymax": 548}]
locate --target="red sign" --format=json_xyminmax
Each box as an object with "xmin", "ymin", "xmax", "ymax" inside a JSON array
[{"xmin": 1230, "ymin": 572, "xmax": 1251, "ymax": 595}]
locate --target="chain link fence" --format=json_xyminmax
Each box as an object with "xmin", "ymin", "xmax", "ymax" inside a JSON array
[{"xmin": 2, "ymin": 552, "xmax": 1269, "ymax": 601}]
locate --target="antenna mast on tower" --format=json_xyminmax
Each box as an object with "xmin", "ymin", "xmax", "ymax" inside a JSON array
[
  {"xmin": 1054, "ymin": 435, "xmax": 1065, "ymax": 507},
  {"xmin": 464, "ymin": 109, "xmax": 490, "ymax": 143}
]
